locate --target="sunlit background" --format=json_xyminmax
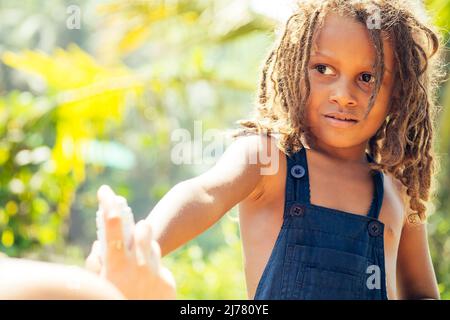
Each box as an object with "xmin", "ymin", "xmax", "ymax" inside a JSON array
[{"xmin": 0, "ymin": 0, "xmax": 449, "ymax": 299}]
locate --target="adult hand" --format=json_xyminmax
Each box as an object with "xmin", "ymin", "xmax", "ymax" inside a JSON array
[{"xmin": 85, "ymin": 185, "xmax": 176, "ymax": 300}]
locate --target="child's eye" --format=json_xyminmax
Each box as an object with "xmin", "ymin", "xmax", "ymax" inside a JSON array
[
  {"xmin": 314, "ymin": 64, "xmax": 334, "ymax": 75},
  {"xmin": 359, "ymin": 73, "xmax": 375, "ymax": 84}
]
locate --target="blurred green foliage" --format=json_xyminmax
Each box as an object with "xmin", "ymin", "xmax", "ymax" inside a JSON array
[
  {"xmin": 0, "ymin": 91, "xmax": 73, "ymax": 256},
  {"xmin": 0, "ymin": 0, "xmax": 449, "ymax": 299},
  {"xmin": 426, "ymin": 0, "xmax": 450, "ymax": 300}
]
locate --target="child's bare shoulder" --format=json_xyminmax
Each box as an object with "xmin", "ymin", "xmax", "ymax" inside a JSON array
[
  {"xmin": 229, "ymin": 134, "xmax": 281, "ymax": 165},
  {"xmin": 231, "ymin": 133, "xmax": 279, "ymax": 153},
  {"xmin": 191, "ymin": 134, "xmax": 281, "ymax": 206},
  {"xmin": 227, "ymin": 134, "xmax": 283, "ymax": 201}
]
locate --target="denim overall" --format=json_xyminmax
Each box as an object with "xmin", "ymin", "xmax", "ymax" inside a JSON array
[{"xmin": 254, "ymin": 147, "xmax": 388, "ymax": 300}]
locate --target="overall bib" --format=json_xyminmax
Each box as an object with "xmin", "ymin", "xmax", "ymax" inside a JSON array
[{"xmin": 254, "ymin": 147, "xmax": 388, "ymax": 300}]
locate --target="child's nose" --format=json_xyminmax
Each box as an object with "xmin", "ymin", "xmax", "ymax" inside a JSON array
[{"xmin": 328, "ymin": 78, "xmax": 357, "ymax": 108}]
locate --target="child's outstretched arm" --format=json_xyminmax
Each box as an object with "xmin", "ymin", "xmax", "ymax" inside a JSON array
[
  {"xmin": 396, "ymin": 216, "xmax": 440, "ymax": 300},
  {"xmin": 145, "ymin": 134, "xmax": 272, "ymax": 256}
]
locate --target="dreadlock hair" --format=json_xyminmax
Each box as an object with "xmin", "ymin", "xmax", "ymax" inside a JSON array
[{"xmin": 232, "ymin": 0, "xmax": 446, "ymax": 225}]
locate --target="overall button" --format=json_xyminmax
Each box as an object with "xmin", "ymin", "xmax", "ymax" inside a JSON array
[
  {"xmin": 290, "ymin": 204, "xmax": 304, "ymax": 217},
  {"xmin": 291, "ymin": 165, "xmax": 305, "ymax": 178},
  {"xmin": 368, "ymin": 221, "xmax": 382, "ymax": 237}
]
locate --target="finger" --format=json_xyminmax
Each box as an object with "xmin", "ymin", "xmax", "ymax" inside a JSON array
[
  {"xmin": 97, "ymin": 185, "xmax": 116, "ymax": 211},
  {"xmin": 151, "ymin": 240, "xmax": 161, "ymax": 260},
  {"xmin": 115, "ymin": 195, "xmax": 128, "ymax": 207},
  {"xmin": 85, "ymin": 241, "xmax": 102, "ymax": 274},
  {"xmin": 160, "ymin": 266, "xmax": 177, "ymax": 295},
  {"xmin": 143, "ymin": 220, "xmax": 162, "ymax": 262},
  {"xmin": 143, "ymin": 220, "xmax": 161, "ymax": 261},
  {"xmin": 98, "ymin": 185, "xmax": 126, "ymax": 265},
  {"xmin": 134, "ymin": 220, "xmax": 156, "ymax": 270},
  {"xmin": 115, "ymin": 195, "xmax": 134, "ymax": 250}
]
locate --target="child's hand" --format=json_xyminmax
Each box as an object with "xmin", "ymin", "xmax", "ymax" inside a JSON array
[{"xmin": 85, "ymin": 185, "xmax": 176, "ymax": 300}]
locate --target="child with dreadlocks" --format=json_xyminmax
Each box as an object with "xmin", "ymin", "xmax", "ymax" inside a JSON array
[{"xmin": 87, "ymin": 0, "xmax": 445, "ymax": 299}]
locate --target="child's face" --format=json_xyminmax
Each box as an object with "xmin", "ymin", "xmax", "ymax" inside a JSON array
[{"xmin": 305, "ymin": 13, "xmax": 395, "ymax": 151}]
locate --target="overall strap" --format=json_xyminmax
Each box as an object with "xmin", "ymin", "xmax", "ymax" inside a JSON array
[
  {"xmin": 366, "ymin": 153, "xmax": 384, "ymax": 220},
  {"xmin": 284, "ymin": 147, "xmax": 310, "ymax": 205}
]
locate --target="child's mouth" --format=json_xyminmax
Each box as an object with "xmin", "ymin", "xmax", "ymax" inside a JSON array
[{"xmin": 323, "ymin": 115, "xmax": 359, "ymax": 128}]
